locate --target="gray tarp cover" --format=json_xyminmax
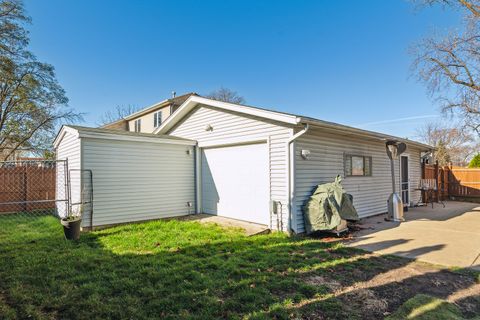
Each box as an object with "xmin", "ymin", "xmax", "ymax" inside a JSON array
[{"xmin": 303, "ymin": 175, "xmax": 359, "ymax": 234}]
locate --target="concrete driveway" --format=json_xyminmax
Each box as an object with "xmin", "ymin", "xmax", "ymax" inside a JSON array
[{"xmin": 347, "ymin": 201, "xmax": 480, "ymax": 270}]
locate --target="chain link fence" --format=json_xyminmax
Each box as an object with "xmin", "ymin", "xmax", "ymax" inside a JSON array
[{"xmin": 0, "ymin": 160, "xmax": 93, "ymax": 230}]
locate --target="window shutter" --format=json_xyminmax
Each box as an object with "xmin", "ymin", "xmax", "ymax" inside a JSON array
[
  {"xmin": 364, "ymin": 156, "xmax": 372, "ymax": 176},
  {"xmin": 344, "ymin": 155, "xmax": 352, "ymax": 176}
]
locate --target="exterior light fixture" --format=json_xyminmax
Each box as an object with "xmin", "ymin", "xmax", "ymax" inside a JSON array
[{"xmin": 301, "ymin": 149, "xmax": 311, "ymax": 160}]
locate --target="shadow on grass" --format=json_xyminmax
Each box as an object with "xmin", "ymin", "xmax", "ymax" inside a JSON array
[{"xmin": 0, "ymin": 215, "xmax": 478, "ymax": 320}]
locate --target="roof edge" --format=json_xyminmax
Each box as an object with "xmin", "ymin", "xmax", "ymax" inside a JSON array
[
  {"xmin": 124, "ymin": 92, "xmax": 199, "ymax": 121},
  {"xmin": 53, "ymin": 125, "xmax": 197, "ymax": 149},
  {"xmin": 299, "ymin": 117, "xmax": 433, "ymax": 150},
  {"xmin": 154, "ymin": 95, "xmax": 299, "ymax": 134}
]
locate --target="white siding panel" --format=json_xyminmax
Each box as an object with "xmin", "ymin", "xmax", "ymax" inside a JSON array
[
  {"xmin": 82, "ymin": 138, "xmax": 195, "ymax": 227},
  {"xmin": 55, "ymin": 131, "xmax": 81, "ymax": 221},
  {"xmin": 169, "ymin": 105, "xmax": 293, "ymax": 230},
  {"xmin": 293, "ymin": 128, "xmax": 423, "ymax": 233}
]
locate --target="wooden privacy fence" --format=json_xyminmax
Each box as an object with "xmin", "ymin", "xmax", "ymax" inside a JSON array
[
  {"xmin": 422, "ymin": 162, "xmax": 480, "ymax": 201},
  {"xmin": 0, "ymin": 163, "xmax": 56, "ymax": 213}
]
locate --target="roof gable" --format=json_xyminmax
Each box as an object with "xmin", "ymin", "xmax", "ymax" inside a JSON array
[{"xmin": 154, "ymin": 96, "xmax": 299, "ymax": 134}]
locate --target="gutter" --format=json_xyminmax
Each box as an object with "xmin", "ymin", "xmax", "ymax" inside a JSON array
[{"xmin": 287, "ymin": 123, "xmax": 309, "ymax": 233}]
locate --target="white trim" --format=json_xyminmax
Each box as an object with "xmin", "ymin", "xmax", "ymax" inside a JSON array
[
  {"xmin": 198, "ymin": 137, "xmax": 268, "ymax": 148},
  {"xmin": 154, "ymin": 96, "xmax": 299, "ymax": 134},
  {"xmin": 54, "ymin": 126, "xmax": 196, "ymax": 148},
  {"xmin": 78, "ymin": 132, "xmax": 196, "ymax": 145},
  {"xmin": 267, "ymin": 135, "xmax": 273, "ymax": 230},
  {"xmin": 53, "ymin": 126, "xmax": 80, "ymax": 148}
]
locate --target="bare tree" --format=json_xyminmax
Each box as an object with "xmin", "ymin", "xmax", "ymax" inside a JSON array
[
  {"xmin": 98, "ymin": 104, "xmax": 139, "ymax": 126},
  {"xmin": 0, "ymin": 0, "xmax": 81, "ymax": 161},
  {"xmin": 412, "ymin": 0, "xmax": 480, "ymax": 136},
  {"xmin": 206, "ymin": 87, "xmax": 246, "ymax": 104},
  {"xmin": 416, "ymin": 121, "xmax": 478, "ymax": 165}
]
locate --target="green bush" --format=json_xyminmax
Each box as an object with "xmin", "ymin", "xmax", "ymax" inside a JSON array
[{"xmin": 468, "ymin": 153, "xmax": 480, "ymax": 168}]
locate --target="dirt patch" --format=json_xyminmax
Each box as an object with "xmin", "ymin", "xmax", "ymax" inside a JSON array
[
  {"xmin": 301, "ymin": 252, "xmax": 480, "ymax": 319},
  {"xmin": 342, "ymin": 288, "xmax": 388, "ymax": 318},
  {"xmin": 304, "ymin": 275, "xmax": 342, "ymax": 292}
]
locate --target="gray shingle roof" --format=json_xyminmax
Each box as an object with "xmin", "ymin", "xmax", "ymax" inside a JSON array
[{"xmin": 66, "ymin": 125, "xmax": 195, "ymax": 142}]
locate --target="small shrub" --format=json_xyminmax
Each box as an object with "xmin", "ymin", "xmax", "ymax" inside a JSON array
[{"xmin": 468, "ymin": 153, "xmax": 480, "ymax": 168}]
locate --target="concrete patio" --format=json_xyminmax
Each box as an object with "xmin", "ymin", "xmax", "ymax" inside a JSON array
[
  {"xmin": 347, "ymin": 201, "xmax": 480, "ymax": 270},
  {"xmin": 178, "ymin": 213, "xmax": 270, "ymax": 236}
]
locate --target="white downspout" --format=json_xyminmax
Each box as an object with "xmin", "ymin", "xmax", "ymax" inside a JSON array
[
  {"xmin": 287, "ymin": 123, "xmax": 309, "ymax": 233},
  {"xmin": 195, "ymin": 144, "xmax": 202, "ymax": 214}
]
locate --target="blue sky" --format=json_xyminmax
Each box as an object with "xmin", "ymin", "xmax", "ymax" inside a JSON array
[{"xmin": 24, "ymin": 0, "xmax": 460, "ymax": 138}]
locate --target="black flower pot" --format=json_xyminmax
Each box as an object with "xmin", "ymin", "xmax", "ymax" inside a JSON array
[{"xmin": 61, "ymin": 218, "xmax": 82, "ymax": 240}]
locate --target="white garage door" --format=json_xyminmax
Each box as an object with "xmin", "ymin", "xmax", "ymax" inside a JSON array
[{"xmin": 201, "ymin": 143, "xmax": 269, "ymax": 225}]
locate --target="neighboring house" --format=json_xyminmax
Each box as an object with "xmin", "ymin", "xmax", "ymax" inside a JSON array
[
  {"xmin": 54, "ymin": 95, "xmax": 432, "ymax": 233},
  {"xmin": 0, "ymin": 145, "xmax": 30, "ymax": 162},
  {"xmin": 102, "ymin": 92, "xmax": 197, "ymax": 133}
]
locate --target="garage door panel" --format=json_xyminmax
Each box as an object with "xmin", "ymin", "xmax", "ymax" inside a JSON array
[{"xmin": 201, "ymin": 143, "xmax": 269, "ymax": 225}]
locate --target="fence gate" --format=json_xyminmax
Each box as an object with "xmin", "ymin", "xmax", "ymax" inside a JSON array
[{"xmin": 0, "ymin": 160, "xmax": 93, "ymax": 230}]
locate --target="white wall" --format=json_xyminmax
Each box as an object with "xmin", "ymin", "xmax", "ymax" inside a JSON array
[
  {"xmin": 81, "ymin": 138, "xmax": 195, "ymax": 227},
  {"xmin": 293, "ymin": 127, "xmax": 423, "ymax": 233},
  {"xmin": 168, "ymin": 105, "xmax": 294, "ymax": 231},
  {"xmin": 55, "ymin": 130, "xmax": 81, "ymax": 220}
]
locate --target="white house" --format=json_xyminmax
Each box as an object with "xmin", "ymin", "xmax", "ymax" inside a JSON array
[{"xmin": 54, "ymin": 95, "xmax": 432, "ymax": 233}]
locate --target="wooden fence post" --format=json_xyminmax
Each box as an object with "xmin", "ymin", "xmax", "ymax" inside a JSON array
[
  {"xmin": 444, "ymin": 165, "xmax": 450, "ymax": 200},
  {"xmin": 434, "ymin": 161, "xmax": 439, "ymax": 202}
]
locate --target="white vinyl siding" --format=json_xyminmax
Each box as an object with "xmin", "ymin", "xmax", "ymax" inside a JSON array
[
  {"xmin": 81, "ymin": 138, "xmax": 195, "ymax": 227},
  {"xmin": 55, "ymin": 131, "xmax": 83, "ymax": 223},
  {"xmin": 168, "ymin": 105, "xmax": 294, "ymax": 230},
  {"xmin": 293, "ymin": 127, "xmax": 423, "ymax": 233}
]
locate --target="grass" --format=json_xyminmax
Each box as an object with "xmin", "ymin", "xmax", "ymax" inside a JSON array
[
  {"xmin": 386, "ymin": 294, "xmax": 471, "ymax": 320},
  {"xmin": 0, "ymin": 215, "xmax": 478, "ymax": 319}
]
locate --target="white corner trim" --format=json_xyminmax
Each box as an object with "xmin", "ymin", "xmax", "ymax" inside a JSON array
[
  {"xmin": 154, "ymin": 96, "xmax": 299, "ymax": 135},
  {"xmin": 53, "ymin": 126, "xmax": 80, "ymax": 149}
]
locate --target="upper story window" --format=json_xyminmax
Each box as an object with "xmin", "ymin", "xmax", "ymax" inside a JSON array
[
  {"xmin": 134, "ymin": 119, "xmax": 141, "ymax": 132},
  {"xmin": 154, "ymin": 111, "xmax": 162, "ymax": 128},
  {"xmin": 344, "ymin": 154, "xmax": 372, "ymax": 176}
]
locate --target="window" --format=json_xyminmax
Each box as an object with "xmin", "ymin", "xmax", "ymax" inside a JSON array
[
  {"xmin": 134, "ymin": 119, "xmax": 141, "ymax": 132},
  {"xmin": 154, "ymin": 111, "xmax": 162, "ymax": 128},
  {"xmin": 344, "ymin": 154, "xmax": 372, "ymax": 176}
]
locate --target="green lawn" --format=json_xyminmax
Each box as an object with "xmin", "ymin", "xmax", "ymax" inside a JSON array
[
  {"xmin": 0, "ymin": 215, "xmax": 478, "ymax": 320},
  {"xmin": 386, "ymin": 294, "xmax": 467, "ymax": 320}
]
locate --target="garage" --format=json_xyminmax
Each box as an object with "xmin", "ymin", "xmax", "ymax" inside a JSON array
[
  {"xmin": 54, "ymin": 125, "xmax": 197, "ymax": 228},
  {"xmin": 201, "ymin": 143, "xmax": 270, "ymax": 225}
]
